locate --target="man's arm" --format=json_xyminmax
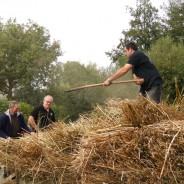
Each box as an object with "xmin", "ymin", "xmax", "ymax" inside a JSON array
[
  {"xmin": 0, "ymin": 116, "xmax": 9, "ymax": 139},
  {"xmin": 133, "ymin": 74, "xmax": 144, "ymax": 85},
  {"xmin": 0, "ymin": 130, "xmax": 9, "ymax": 139},
  {"xmin": 104, "ymin": 64, "xmax": 133, "ymax": 86},
  {"xmin": 28, "ymin": 115, "xmax": 38, "ymax": 130},
  {"xmin": 18, "ymin": 115, "xmax": 36, "ymax": 136}
]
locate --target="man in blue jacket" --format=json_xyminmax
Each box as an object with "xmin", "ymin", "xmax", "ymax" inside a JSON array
[{"xmin": 0, "ymin": 101, "xmax": 34, "ymax": 139}]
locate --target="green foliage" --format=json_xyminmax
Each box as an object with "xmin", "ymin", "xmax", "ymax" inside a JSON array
[
  {"xmin": 123, "ymin": 0, "xmax": 164, "ymax": 50},
  {"xmin": 0, "ymin": 98, "xmax": 9, "ymax": 115},
  {"xmin": 148, "ymin": 36, "xmax": 184, "ymax": 101},
  {"xmin": 20, "ymin": 102, "xmax": 33, "ymax": 122},
  {"xmin": 0, "ymin": 18, "xmax": 62, "ymax": 100},
  {"xmin": 46, "ymin": 61, "xmax": 138, "ymax": 121},
  {"xmin": 15, "ymin": 87, "xmax": 47, "ymax": 107},
  {"xmin": 52, "ymin": 104, "xmax": 68, "ymax": 122},
  {"xmin": 63, "ymin": 92, "xmax": 93, "ymax": 121},
  {"xmin": 56, "ymin": 62, "xmax": 105, "ymax": 121},
  {"xmin": 106, "ymin": 0, "xmax": 165, "ymax": 64},
  {"xmin": 165, "ymin": 0, "xmax": 184, "ymax": 43}
]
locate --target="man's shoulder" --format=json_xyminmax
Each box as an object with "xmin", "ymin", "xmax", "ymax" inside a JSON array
[
  {"xmin": 17, "ymin": 112, "xmax": 25, "ymax": 118},
  {"xmin": 132, "ymin": 51, "xmax": 149, "ymax": 61},
  {"xmin": 133, "ymin": 51, "xmax": 144, "ymax": 56},
  {"xmin": 30, "ymin": 105, "xmax": 43, "ymax": 115},
  {"xmin": 33, "ymin": 105, "xmax": 44, "ymax": 111},
  {"xmin": 0, "ymin": 113, "xmax": 9, "ymax": 124},
  {"xmin": 128, "ymin": 51, "xmax": 142, "ymax": 63},
  {"xmin": 0, "ymin": 112, "xmax": 8, "ymax": 118}
]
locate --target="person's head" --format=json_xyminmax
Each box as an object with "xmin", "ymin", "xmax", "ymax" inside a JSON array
[
  {"xmin": 124, "ymin": 42, "xmax": 138, "ymax": 58},
  {"xmin": 43, "ymin": 95, "xmax": 53, "ymax": 110},
  {"xmin": 9, "ymin": 101, "xmax": 20, "ymax": 115}
]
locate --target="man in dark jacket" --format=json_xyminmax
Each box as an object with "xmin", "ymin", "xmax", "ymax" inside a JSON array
[
  {"xmin": 103, "ymin": 42, "xmax": 163, "ymax": 103},
  {"xmin": 0, "ymin": 101, "xmax": 33, "ymax": 139}
]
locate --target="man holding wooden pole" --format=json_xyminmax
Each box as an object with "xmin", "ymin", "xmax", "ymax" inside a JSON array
[{"xmin": 103, "ymin": 42, "xmax": 163, "ymax": 103}]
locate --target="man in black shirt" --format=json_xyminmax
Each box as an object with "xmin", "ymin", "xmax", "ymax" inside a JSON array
[
  {"xmin": 103, "ymin": 42, "xmax": 163, "ymax": 103},
  {"xmin": 28, "ymin": 95, "xmax": 55, "ymax": 131}
]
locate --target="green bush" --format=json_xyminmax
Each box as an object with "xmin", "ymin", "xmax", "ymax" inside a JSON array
[
  {"xmin": 0, "ymin": 99, "xmax": 9, "ymax": 115},
  {"xmin": 52, "ymin": 104, "xmax": 68, "ymax": 122},
  {"xmin": 148, "ymin": 36, "xmax": 184, "ymax": 102},
  {"xmin": 20, "ymin": 102, "xmax": 34, "ymax": 122}
]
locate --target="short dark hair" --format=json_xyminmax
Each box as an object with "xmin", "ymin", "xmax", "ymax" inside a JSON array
[{"xmin": 125, "ymin": 42, "xmax": 138, "ymax": 51}]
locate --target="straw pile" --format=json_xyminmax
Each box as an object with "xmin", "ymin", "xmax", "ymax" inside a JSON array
[
  {"xmin": 71, "ymin": 121, "xmax": 184, "ymax": 184},
  {"xmin": 0, "ymin": 122, "xmax": 82, "ymax": 184},
  {"xmin": 0, "ymin": 97, "xmax": 184, "ymax": 183}
]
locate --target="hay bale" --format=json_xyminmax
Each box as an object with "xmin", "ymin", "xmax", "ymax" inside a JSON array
[
  {"xmin": 71, "ymin": 121, "xmax": 184, "ymax": 183},
  {"xmin": 0, "ymin": 124, "xmax": 79, "ymax": 184},
  {"xmin": 120, "ymin": 96, "xmax": 184, "ymax": 127},
  {"xmin": 0, "ymin": 98, "xmax": 184, "ymax": 183}
]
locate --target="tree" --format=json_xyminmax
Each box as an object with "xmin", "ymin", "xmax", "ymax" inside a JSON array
[
  {"xmin": 106, "ymin": 0, "xmax": 165, "ymax": 65},
  {"xmin": 124, "ymin": 0, "xmax": 164, "ymax": 49},
  {"xmin": 148, "ymin": 36, "xmax": 184, "ymax": 101},
  {"xmin": 0, "ymin": 18, "xmax": 61, "ymax": 99},
  {"xmin": 164, "ymin": 0, "xmax": 184, "ymax": 43},
  {"xmin": 57, "ymin": 61, "xmax": 106, "ymax": 121}
]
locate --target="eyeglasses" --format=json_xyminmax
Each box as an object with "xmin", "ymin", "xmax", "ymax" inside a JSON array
[{"xmin": 45, "ymin": 100, "xmax": 53, "ymax": 104}]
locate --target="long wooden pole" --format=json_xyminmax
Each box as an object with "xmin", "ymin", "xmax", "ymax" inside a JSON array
[{"xmin": 64, "ymin": 79, "xmax": 137, "ymax": 92}]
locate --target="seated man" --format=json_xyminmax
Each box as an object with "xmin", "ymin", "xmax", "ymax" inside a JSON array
[
  {"xmin": 0, "ymin": 101, "xmax": 34, "ymax": 139},
  {"xmin": 28, "ymin": 95, "xmax": 55, "ymax": 131}
]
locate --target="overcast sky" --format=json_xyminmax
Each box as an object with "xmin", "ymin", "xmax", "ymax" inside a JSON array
[{"xmin": 0, "ymin": 0, "xmax": 168, "ymax": 67}]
